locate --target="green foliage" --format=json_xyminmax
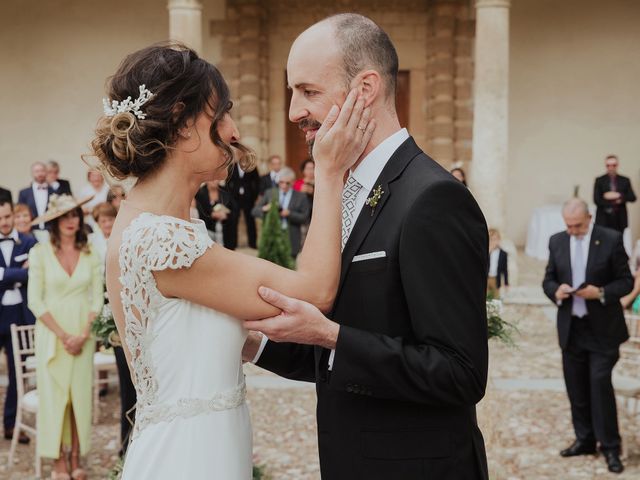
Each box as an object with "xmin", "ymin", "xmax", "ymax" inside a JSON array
[
  {"xmin": 108, "ymin": 458, "xmax": 124, "ymax": 480},
  {"xmin": 486, "ymin": 296, "xmax": 518, "ymax": 346},
  {"xmin": 253, "ymin": 464, "xmax": 271, "ymax": 480},
  {"xmin": 91, "ymin": 304, "xmax": 119, "ymax": 348},
  {"xmin": 257, "ymin": 190, "xmax": 295, "ymax": 269}
]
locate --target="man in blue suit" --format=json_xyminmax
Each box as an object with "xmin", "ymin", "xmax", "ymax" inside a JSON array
[
  {"xmin": 0, "ymin": 198, "xmax": 37, "ymax": 444},
  {"xmin": 17, "ymin": 162, "xmax": 53, "ymax": 231}
]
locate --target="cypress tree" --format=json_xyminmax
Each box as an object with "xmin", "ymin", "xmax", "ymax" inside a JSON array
[{"xmin": 257, "ymin": 189, "xmax": 295, "ymax": 269}]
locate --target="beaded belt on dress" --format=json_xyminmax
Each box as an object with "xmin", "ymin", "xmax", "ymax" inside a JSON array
[{"xmin": 133, "ymin": 381, "xmax": 246, "ymax": 437}]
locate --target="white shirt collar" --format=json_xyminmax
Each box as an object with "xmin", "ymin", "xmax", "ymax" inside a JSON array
[
  {"xmin": 0, "ymin": 229, "xmax": 19, "ymax": 241},
  {"xmin": 570, "ymin": 223, "xmax": 593, "ymax": 243},
  {"xmin": 351, "ymin": 128, "xmax": 409, "ymax": 191},
  {"xmin": 32, "ymin": 182, "xmax": 48, "ymax": 190}
]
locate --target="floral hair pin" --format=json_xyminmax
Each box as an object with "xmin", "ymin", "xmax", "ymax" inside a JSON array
[
  {"xmin": 103, "ymin": 84, "xmax": 154, "ymax": 120},
  {"xmin": 365, "ymin": 185, "xmax": 384, "ymax": 216}
]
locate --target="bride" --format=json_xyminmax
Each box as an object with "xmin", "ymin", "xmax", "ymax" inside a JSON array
[{"xmin": 88, "ymin": 43, "xmax": 374, "ymax": 478}]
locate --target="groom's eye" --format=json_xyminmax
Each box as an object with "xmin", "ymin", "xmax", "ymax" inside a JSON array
[{"xmin": 304, "ymin": 90, "xmax": 317, "ymax": 97}]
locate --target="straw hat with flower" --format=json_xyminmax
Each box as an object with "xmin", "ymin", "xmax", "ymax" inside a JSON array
[{"xmin": 30, "ymin": 194, "xmax": 94, "ymax": 226}]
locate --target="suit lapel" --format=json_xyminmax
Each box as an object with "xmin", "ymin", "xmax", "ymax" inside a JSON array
[
  {"xmin": 558, "ymin": 232, "xmax": 571, "ymax": 284},
  {"xmin": 336, "ymin": 137, "xmax": 422, "ymax": 297},
  {"xmin": 585, "ymin": 227, "xmax": 600, "ymax": 279}
]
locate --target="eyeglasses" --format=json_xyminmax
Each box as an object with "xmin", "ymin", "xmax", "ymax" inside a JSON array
[{"xmin": 279, "ymin": 181, "xmax": 292, "ymax": 186}]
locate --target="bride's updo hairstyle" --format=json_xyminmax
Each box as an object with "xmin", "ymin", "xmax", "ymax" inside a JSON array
[{"xmin": 88, "ymin": 43, "xmax": 255, "ymax": 181}]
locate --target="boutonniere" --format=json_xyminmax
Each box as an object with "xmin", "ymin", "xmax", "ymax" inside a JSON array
[
  {"xmin": 595, "ymin": 240, "xmax": 600, "ymax": 246},
  {"xmin": 365, "ymin": 185, "xmax": 384, "ymax": 217}
]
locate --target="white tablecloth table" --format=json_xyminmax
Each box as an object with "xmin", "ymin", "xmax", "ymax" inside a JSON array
[{"xmin": 525, "ymin": 204, "xmax": 632, "ymax": 261}]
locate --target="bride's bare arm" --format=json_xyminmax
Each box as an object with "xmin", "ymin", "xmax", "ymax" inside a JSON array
[{"xmin": 156, "ymin": 90, "xmax": 375, "ymax": 320}]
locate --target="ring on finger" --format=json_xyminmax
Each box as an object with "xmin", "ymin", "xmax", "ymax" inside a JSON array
[{"xmin": 357, "ymin": 124, "xmax": 366, "ymax": 131}]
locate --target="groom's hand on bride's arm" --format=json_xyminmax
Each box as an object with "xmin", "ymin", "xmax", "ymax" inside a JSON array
[{"xmin": 244, "ymin": 286, "xmax": 339, "ymax": 349}]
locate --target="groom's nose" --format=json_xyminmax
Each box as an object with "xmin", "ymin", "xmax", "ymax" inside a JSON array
[{"xmin": 288, "ymin": 93, "xmax": 309, "ymax": 124}]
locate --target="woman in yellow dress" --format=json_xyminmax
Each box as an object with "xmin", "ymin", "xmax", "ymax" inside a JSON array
[{"xmin": 28, "ymin": 194, "xmax": 104, "ymax": 480}]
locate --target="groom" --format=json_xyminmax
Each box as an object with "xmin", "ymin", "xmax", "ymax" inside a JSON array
[{"xmin": 245, "ymin": 14, "xmax": 489, "ymax": 479}]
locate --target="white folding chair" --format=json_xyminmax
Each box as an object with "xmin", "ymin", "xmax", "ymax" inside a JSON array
[
  {"xmin": 8, "ymin": 324, "xmax": 40, "ymax": 478},
  {"xmin": 93, "ymin": 349, "xmax": 117, "ymax": 424}
]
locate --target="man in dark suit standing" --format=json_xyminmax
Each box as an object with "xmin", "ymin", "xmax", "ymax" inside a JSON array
[
  {"xmin": 0, "ymin": 187, "xmax": 11, "ymax": 205},
  {"xmin": 593, "ymin": 155, "xmax": 636, "ymax": 233},
  {"xmin": 17, "ymin": 162, "xmax": 53, "ymax": 231},
  {"xmin": 46, "ymin": 160, "xmax": 73, "ymax": 196},
  {"xmin": 0, "ymin": 199, "xmax": 37, "ymax": 444},
  {"xmin": 259, "ymin": 154, "xmax": 282, "ymax": 196},
  {"xmin": 252, "ymin": 167, "xmax": 311, "ymax": 257},
  {"xmin": 226, "ymin": 163, "xmax": 260, "ymax": 249},
  {"xmin": 243, "ymin": 14, "xmax": 489, "ymax": 480},
  {"xmin": 543, "ymin": 198, "xmax": 633, "ymax": 474}
]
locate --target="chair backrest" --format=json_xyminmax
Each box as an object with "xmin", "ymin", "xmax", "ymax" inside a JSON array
[
  {"xmin": 626, "ymin": 313, "xmax": 640, "ymax": 342},
  {"xmin": 9, "ymin": 324, "xmax": 37, "ymax": 400}
]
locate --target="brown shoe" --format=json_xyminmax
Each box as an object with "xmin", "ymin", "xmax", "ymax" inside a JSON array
[{"xmin": 4, "ymin": 428, "xmax": 31, "ymax": 444}]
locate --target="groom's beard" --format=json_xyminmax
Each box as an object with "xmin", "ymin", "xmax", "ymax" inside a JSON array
[{"xmin": 298, "ymin": 118, "xmax": 322, "ymax": 160}]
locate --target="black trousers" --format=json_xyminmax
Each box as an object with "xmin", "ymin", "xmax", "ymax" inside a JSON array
[
  {"xmin": 595, "ymin": 210, "xmax": 625, "ymax": 233},
  {"xmin": 562, "ymin": 316, "xmax": 621, "ymax": 452},
  {"xmin": 114, "ymin": 346, "xmax": 136, "ymax": 456},
  {"xmin": 0, "ymin": 305, "xmax": 27, "ymax": 431}
]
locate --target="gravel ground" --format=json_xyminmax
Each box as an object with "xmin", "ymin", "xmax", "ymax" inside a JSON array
[{"xmin": 2, "ymin": 252, "xmax": 640, "ymax": 479}]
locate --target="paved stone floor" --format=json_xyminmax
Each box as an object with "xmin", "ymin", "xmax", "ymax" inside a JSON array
[{"xmin": 1, "ymin": 252, "xmax": 640, "ymax": 479}]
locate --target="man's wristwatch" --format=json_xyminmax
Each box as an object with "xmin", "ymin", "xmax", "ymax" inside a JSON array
[{"xmin": 598, "ymin": 287, "xmax": 606, "ymax": 304}]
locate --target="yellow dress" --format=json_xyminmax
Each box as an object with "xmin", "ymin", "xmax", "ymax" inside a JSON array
[{"xmin": 28, "ymin": 242, "xmax": 104, "ymax": 458}]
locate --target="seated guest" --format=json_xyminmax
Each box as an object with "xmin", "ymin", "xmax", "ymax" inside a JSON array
[
  {"xmin": 89, "ymin": 202, "xmax": 117, "ymax": 263},
  {"xmin": 13, "ymin": 204, "xmax": 35, "ymax": 237},
  {"xmin": 0, "ymin": 199, "xmax": 38, "ymax": 445},
  {"xmin": 488, "ymin": 228, "xmax": 509, "ymax": 297},
  {"xmin": 194, "ymin": 180, "xmax": 238, "ymax": 249},
  {"xmin": 18, "ymin": 161, "xmax": 53, "ymax": 231},
  {"xmin": 450, "ymin": 167, "xmax": 467, "ymax": 186},
  {"xmin": 0, "ymin": 187, "xmax": 11, "ymax": 204},
  {"xmin": 252, "ymin": 167, "xmax": 311, "ymax": 257},
  {"xmin": 46, "ymin": 160, "xmax": 73, "ymax": 196},
  {"xmin": 28, "ymin": 194, "xmax": 104, "ymax": 480},
  {"xmin": 106, "ymin": 185, "xmax": 126, "ymax": 211}
]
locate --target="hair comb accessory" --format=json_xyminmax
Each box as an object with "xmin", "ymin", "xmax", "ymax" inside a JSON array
[{"xmin": 103, "ymin": 84, "xmax": 154, "ymax": 120}]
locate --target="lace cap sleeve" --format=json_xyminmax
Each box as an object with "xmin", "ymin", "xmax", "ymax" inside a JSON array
[{"xmin": 124, "ymin": 213, "xmax": 213, "ymax": 273}]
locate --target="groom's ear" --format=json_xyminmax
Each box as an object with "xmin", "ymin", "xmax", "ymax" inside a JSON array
[{"xmin": 355, "ymin": 70, "xmax": 382, "ymax": 108}]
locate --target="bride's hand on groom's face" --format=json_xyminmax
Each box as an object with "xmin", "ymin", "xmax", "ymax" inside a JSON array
[
  {"xmin": 243, "ymin": 287, "xmax": 340, "ymax": 350},
  {"xmin": 312, "ymin": 89, "xmax": 376, "ymax": 178}
]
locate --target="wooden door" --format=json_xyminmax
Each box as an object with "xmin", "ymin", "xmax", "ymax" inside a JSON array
[{"xmin": 285, "ymin": 70, "xmax": 410, "ymax": 173}]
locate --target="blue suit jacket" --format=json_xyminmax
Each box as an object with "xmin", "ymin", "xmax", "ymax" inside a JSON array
[
  {"xmin": 0, "ymin": 233, "xmax": 38, "ymax": 332},
  {"xmin": 17, "ymin": 185, "xmax": 53, "ymax": 229}
]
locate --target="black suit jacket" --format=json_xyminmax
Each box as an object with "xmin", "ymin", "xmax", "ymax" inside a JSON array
[
  {"xmin": 494, "ymin": 249, "xmax": 509, "ymax": 288},
  {"xmin": 226, "ymin": 165, "xmax": 260, "ymax": 206},
  {"xmin": 259, "ymin": 173, "xmax": 277, "ymax": 196},
  {"xmin": 542, "ymin": 225, "xmax": 633, "ymax": 350},
  {"xmin": 258, "ymin": 138, "xmax": 489, "ymax": 479},
  {"xmin": 17, "ymin": 184, "xmax": 54, "ymax": 227},
  {"xmin": 251, "ymin": 188, "xmax": 310, "ymax": 257},
  {"xmin": 194, "ymin": 185, "xmax": 238, "ymax": 249},
  {"xmin": 50, "ymin": 178, "xmax": 72, "ymax": 196},
  {"xmin": 593, "ymin": 174, "xmax": 636, "ymax": 230},
  {"xmin": 0, "ymin": 187, "xmax": 11, "ymax": 204}
]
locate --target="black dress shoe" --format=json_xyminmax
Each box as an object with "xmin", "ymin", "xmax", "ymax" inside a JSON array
[
  {"xmin": 3, "ymin": 429, "xmax": 30, "ymax": 444},
  {"xmin": 560, "ymin": 440, "xmax": 597, "ymax": 457},
  {"xmin": 603, "ymin": 450, "xmax": 624, "ymax": 474}
]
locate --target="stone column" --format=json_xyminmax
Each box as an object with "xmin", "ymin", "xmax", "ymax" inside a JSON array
[
  {"xmin": 168, "ymin": 0, "xmax": 203, "ymax": 54},
  {"xmin": 470, "ymin": 0, "xmax": 510, "ymax": 230}
]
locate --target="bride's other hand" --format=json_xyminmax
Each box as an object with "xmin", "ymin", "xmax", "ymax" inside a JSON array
[{"xmin": 312, "ymin": 89, "xmax": 375, "ymax": 177}]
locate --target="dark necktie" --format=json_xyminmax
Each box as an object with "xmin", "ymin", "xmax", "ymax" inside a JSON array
[
  {"xmin": 0, "ymin": 237, "xmax": 14, "ymax": 243},
  {"xmin": 609, "ymin": 175, "xmax": 617, "ymax": 192}
]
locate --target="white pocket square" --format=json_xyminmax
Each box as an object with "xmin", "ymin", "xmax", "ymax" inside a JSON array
[
  {"xmin": 352, "ymin": 251, "xmax": 386, "ymax": 263},
  {"xmin": 14, "ymin": 253, "xmax": 29, "ymax": 263}
]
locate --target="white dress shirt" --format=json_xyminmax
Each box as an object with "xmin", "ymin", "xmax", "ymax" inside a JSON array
[
  {"xmin": 556, "ymin": 224, "xmax": 593, "ymax": 307},
  {"xmin": 252, "ymin": 128, "xmax": 411, "ymax": 367},
  {"xmin": 489, "ymin": 248, "xmax": 500, "ymax": 277},
  {"xmin": 0, "ymin": 229, "xmax": 23, "ymax": 305}
]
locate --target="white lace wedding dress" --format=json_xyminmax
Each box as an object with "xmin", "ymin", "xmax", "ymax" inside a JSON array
[{"xmin": 118, "ymin": 213, "xmax": 252, "ymax": 479}]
